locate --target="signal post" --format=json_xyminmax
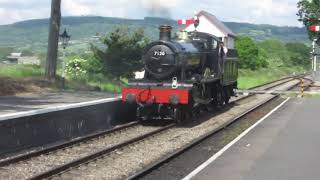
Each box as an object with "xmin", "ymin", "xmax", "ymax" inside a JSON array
[
  {"xmin": 310, "ymin": 25, "xmax": 320, "ymax": 72},
  {"xmin": 312, "ymin": 39, "xmax": 317, "ymax": 72}
]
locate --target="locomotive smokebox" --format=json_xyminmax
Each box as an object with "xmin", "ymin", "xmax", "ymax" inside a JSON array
[{"xmin": 159, "ymin": 25, "xmax": 172, "ymax": 41}]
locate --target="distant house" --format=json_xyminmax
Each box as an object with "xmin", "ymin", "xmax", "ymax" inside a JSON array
[
  {"xmin": 181, "ymin": 10, "xmax": 236, "ymax": 49},
  {"xmin": 10, "ymin": 53, "xmax": 22, "ymax": 57},
  {"xmin": 6, "ymin": 53, "xmax": 40, "ymax": 65}
]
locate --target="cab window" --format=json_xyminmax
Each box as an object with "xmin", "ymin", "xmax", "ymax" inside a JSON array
[{"xmin": 212, "ymin": 40, "xmax": 218, "ymax": 50}]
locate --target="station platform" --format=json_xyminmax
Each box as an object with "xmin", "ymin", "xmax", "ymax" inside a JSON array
[
  {"xmin": 0, "ymin": 91, "xmax": 132, "ymax": 156},
  {"xmin": 184, "ymin": 97, "xmax": 320, "ymax": 180},
  {"xmin": 0, "ymin": 91, "xmax": 119, "ymax": 117}
]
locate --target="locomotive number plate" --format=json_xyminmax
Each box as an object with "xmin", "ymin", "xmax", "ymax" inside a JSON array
[{"xmin": 154, "ymin": 50, "xmax": 166, "ymax": 56}]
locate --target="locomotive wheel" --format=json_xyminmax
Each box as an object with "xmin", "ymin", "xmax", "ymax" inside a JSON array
[
  {"xmin": 216, "ymin": 90, "xmax": 225, "ymax": 107},
  {"xmin": 224, "ymin": 87, "xmax": 231, "ymax": 105},
  {"xmin": 225, "ymin": 96, "xmax": 230, "ymax": 105},
  {"xmin": 136, "ymin": 107, "xmax": 142, "ymax": 121},
  {"xmin": 136, "ymin": 107, "xmax": 150, "ymax": 121},
  {"xmin": 173, "ymin": 107, "xmax": 184, "ymax": 123}
]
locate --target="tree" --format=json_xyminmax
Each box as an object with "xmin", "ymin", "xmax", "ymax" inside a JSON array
[
  {"xmin": 258, "ymin": 39, "xmax": 290, "ymax": 67},
  {"xmin": 45, "ymin": 0, "xmax": 61, "ymax": 81},
  {"xmin": 91, "ymin": 27, "xmax": 149, "ymax": 80},
  {"xmin": 286, "ymin": 42, "xmax": 311, "ymax": 67},
  {"xmin": 235, "ymin": 36, "xmax": 267, "ymax": 70},
  {"xmin": 297, "ymin": 0, "xmax": 320, "ymax": 39}
]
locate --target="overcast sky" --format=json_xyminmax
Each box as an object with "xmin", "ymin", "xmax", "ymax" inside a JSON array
[{"xmin": 0, "ymin": 0, "xmax": 302, "ymax": 27}]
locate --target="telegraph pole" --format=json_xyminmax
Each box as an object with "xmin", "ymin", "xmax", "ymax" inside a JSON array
[{"xmin": 45, "ymin": 0, "xmax": 61, "ymax": 81}]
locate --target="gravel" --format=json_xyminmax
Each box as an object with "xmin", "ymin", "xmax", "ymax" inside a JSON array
[{"xmin": 0, "ymin": 125, "xmax": 161, "ymax": 180}]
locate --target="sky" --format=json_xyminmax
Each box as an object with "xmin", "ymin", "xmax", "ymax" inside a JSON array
[{"xmin": 0, "ymin": 0, "xmax": 303, "ymax": 27}]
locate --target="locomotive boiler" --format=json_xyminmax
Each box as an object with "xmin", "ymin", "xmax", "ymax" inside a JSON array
[{"xmin": 122, "ymin": 25, "xmax": 238, "ymax": 122}]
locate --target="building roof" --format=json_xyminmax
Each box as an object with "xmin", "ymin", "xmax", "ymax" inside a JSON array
[
  {"xmin": 198, "ymin": 11, "xmax": 236, "ymax": 37},
  {"xmin": 182, "ymin": 10, "xmax": 236, "ymax": 38}
]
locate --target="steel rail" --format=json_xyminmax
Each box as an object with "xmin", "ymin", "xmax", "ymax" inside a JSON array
[
  {"xmin": 248, "ymin": 73, "xmax": 306, "ymax": 90},
  {"xmin": 233, "ymin": 74, "xmax": 307, "ymax": 103}
]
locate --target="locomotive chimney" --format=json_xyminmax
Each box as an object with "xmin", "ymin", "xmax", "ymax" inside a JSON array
[{"xmin": 159, "ymin": 25, "xmax": 172, "ymax": 41}]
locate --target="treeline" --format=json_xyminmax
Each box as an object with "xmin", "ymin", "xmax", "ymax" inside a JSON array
[
  {"xmin": 236, "ymin": 36, "xmax": 311, "ymax": 70},
  {"xmin": 64, "ymin": 27, "xmax": 149, "ymax": 81}
]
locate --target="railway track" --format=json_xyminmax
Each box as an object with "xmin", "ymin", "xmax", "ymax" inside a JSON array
[
  {"xmin": 0, "ymin": 121, "xmax": 174, "ymax": 180},
  {"xmin": 128, "ymin": 76, "xmax": 313, "ymax": 180},
  {"xmin": 0, "ymin": 74, "xmax": 311, "ymax": 180}
]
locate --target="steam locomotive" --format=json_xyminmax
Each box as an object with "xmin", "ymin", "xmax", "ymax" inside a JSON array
[{"xmin": 122, "ymin": 25, "xmax": 238, "ymax": 122}]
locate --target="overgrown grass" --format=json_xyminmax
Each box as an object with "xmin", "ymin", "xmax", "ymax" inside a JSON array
[
  {"xmin": 0, "ymin": 64, "xmax": 43, "ymax": 78},
  {"xmin": 66, "ymin": 73, "xmax": 127, "ymax": 93},
  {"xmin": 238, "ymin": 66, "xmax": 306, "ymax": 89}
]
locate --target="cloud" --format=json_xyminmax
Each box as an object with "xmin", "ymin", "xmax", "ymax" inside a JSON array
[
  {"xmin": 0, "ymin": 0, "xmax": 50, "ymax": 24},
  {"xmin": 0, "ymin": 0, "xmax": 302, "ymax": 26},
  {"xmin": 62, "ymin": 0, "xmax": 91, "ymax": 16}
]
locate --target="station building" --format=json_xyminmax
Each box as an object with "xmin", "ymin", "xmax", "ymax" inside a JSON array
[{"xmin": 181, "ymin": 10, "xmax": 236, "ymax": 49}]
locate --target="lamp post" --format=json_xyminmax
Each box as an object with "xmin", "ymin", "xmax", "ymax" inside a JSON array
[{"xmin": 59, "ymin": 28, "xmax": 71, "ymax": 90}]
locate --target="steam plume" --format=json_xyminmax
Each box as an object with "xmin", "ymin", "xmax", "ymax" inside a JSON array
[{"xmin": 141, "ymin": 0, "xmax": 180, "ymax": 18}]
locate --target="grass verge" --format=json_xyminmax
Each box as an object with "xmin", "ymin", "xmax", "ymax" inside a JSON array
[
  {"xmin": 238, "ymin": 66, "xmax": 307, "ymax": 89},
  {"xmin": 65, "ymin": 73, "xmax": 127, "ymax": 93},
  {"xmin": 0, "ymin": 64, "xmax": 43, "ymax": 78}
]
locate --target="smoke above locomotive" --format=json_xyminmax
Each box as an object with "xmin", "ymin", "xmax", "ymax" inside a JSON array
[{"xmin": 141, "ymin": 0, "xmax": 179, "ymax": 18}]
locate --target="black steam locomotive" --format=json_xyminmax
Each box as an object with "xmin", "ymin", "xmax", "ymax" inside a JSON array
[{"xmin": 122, "ymin": 25, "xmax": 238, "ymax": 122}]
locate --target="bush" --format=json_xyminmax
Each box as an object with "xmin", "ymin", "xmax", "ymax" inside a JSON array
[
  {"xmin": 65, "ymin": 57, "xmax": 88, "ymax": 78},
  {"xmin": 91, "ymin": 27, "xmax": 149, "ymax": 80}
]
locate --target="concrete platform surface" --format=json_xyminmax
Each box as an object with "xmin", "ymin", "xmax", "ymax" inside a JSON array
[
  {"xmin": 187, "ymin": 97, "xmax": 320, "ymax": 180},
  {"xmin": 0, "ymin": 91, "xmax": 119, "ymax": 116}
]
